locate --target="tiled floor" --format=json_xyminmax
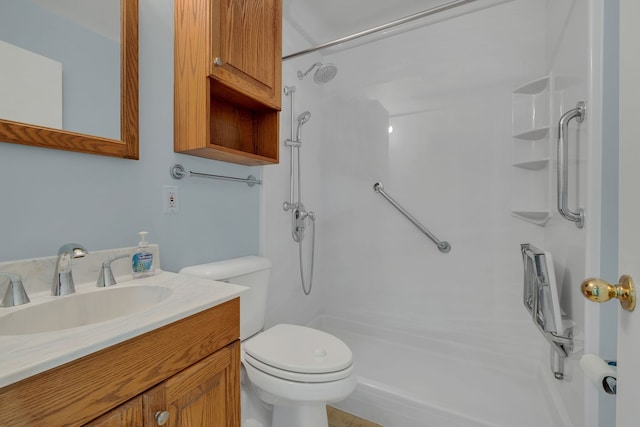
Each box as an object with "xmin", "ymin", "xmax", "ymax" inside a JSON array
[{"xmin": 327, "ymin": 406, "xmax": 383, "ymax": 427}]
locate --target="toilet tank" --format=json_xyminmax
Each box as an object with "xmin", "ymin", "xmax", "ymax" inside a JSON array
[{"xmin": 179, "ymin": 256, "xmax": 271, "ymax": 340}]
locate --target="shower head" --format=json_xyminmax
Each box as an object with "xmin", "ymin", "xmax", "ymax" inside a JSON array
[
  {"xmin": 297, "ymin": 111, "xmax": 311, "ymax": 125},
  {"xmin": 297, "ymin": 62, "xmax": 338, "ymax": 84},
  {"xmin": 296, "ymin": 111, "xmax": 311, "ymax": 141}
]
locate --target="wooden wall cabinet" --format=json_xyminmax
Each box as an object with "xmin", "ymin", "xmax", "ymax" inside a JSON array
[
  {"xmin": 0, "ymin": 299, "xmax": 240, "ymax": 427},
  {"xmin": 175, "ymin": 0, "xmax": 282, "ymax": 165}
]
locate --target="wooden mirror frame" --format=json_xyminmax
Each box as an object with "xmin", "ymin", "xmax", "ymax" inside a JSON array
[{"xmin": 0, "ymin": 0, "xmax": 139, "ymax": 159}]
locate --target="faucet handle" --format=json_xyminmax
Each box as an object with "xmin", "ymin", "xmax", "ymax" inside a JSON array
[
  {"xmin": 97, "ymin": 254, "xmax": 130, "ymax": 287},
  {"xmin": 0, "ymin": 272, "xmax": 30, "ymax": 307}
]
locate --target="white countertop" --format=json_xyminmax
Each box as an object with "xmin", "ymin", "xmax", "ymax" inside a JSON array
[{"xmin": 0, "ymin": 271, "xmax": 247, "ymax": 388}]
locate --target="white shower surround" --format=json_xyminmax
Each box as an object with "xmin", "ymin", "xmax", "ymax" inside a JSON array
[
  {"xmin": 264, "ymin": 0, "xmax": 602, "ymax": 425},
  {"xmin": 309, "ymin": 312, "xmax": 571, "ymax": 426}
]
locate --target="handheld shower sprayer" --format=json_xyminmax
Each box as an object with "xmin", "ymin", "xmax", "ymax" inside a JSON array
[
  {"xmin": 283, "ymin": 89, "xmax": 316, "ymax": 296},
  {"xmin": 297, "ymin": 111, "xmax": 311, "ymax": 125},
  {"xmin": 296, "ymin": 111, "xmax": 311, "ymax": 142}
]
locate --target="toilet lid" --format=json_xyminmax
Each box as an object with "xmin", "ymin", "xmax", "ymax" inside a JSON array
[{"xmin": 243, "ymin": 324, "xmax": 353, "ymax": 374}]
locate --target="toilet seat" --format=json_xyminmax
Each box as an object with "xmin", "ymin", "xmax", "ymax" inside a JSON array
[
  {"xmin": 243, "ymin": 324, "xmax": 354, "ymax": 383},
  {"xmin": 243, "ymin": 352, "xmax": 354, "ymax": 383}
]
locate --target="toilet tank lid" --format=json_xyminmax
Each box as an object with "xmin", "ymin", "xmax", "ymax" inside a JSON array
[{"xmin": 179, "ymin": 256, "xmax": 271, "ymax": 280}]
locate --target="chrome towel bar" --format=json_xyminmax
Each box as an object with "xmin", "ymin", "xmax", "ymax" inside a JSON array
[
  {"xmin": 557, "ymin": 102, "xmax": 585, "ymax": 228},
  {"xmin": 170, "ymin": 164, "xmax": 262, "ymax": 187},
  {"xmin": 373, "ymin": 182, "xmax": 451, "ymax": 253}
]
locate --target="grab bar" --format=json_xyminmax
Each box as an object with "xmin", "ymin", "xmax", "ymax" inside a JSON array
[
  {"xmin": 557, "ymin": 102, "xmax": 585, "ymax": 228},
  {"xmin": 170, "ymin": 164, "xmax": 262, "ymax": 187},
  {"xmin": 373, "ymin": 182, "xmax": 451, "ymax": 253}
]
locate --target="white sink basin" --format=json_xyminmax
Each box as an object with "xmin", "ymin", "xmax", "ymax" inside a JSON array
[
  {"xmin": 0, "ymin": 271, "xmax": 247, "ymax": 388},
  {"xmin": 0, "ymin": 285, "xmax": 173, "ymax": 335}
]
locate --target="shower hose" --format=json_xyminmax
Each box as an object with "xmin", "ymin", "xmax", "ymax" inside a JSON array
[{"xmin": 296, "ymin": 211, "xmax": 315, "ymax": 296}]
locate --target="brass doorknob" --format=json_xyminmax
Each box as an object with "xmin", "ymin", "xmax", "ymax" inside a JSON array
[{"xmin": 581, "ymin": 275, "xmax": 636, "ymax": 312}]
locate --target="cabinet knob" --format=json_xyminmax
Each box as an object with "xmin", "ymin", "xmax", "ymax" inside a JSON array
[
  {"xmin": 214, "ymin": 57, "xmax": 222, "ymax": 66},
  {"xmin": 155, "ymin": 410, "xmax": 170, "ymax": 426}
]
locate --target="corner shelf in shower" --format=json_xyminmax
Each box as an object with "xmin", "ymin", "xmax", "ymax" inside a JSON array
[
  {"xmin": 513, "ymin": 158, "xmax": 549, "ymax": 170},
  {"xmin": 513, "ymin": 76, "xmax": 550, "ymax": 95},
  {"xmin": 511, "ymin": 210, "xmax": 551, "ymax": 226},
  {"xmin": 511, "ymin": 76, "xmax": 552, "ymax": 226},
  {"xmin": 513, "ymin": 126, "xmax": 550, "ymax": 141}
]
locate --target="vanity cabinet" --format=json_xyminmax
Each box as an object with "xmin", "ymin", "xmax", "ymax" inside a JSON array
[
  {"xmin": 174, "ymin": 0, "xmax": 282, "ymax": 165},
  {"xmin": 0, "ymin": 298, "xmax": 240, "ymax": 427},
  {"xmin": 85, "ymin": 342, "xmax": 239, "ymax": 427}
]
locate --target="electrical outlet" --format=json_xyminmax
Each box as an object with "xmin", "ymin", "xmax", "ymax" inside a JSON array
[{"xmin": 163, "ymin": 185, "xmax": 179, "ymax": 213}]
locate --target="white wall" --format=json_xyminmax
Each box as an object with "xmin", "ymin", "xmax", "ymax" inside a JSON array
[
  {"xmin": 260, "ymin": 21, "xmax": 328, "ymax": 328},
  {"xmin": 0, "ymin": 0, "xmax": 261, "ymax": 272},
  {"xmin": 543, "ymin": 1, "xmax": 605, "ymax": 425},
  {"xmin": 271, "ymin": 0, "xmax": 545, "ymax": 331},
  {"xmin": 265, "ymin": 0, "xmax": 605, "ymax": 425}
]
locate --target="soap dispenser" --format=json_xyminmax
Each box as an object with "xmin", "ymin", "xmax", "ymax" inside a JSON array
[{"xmin": 132, "ymin": 231, "xmax": 155, "ymax": 278}]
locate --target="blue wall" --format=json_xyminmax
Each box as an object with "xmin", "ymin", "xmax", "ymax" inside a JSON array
[
  {"xmin": 0, "ymin": 0, "xmax": 261, "ymax": 272},
  {"xmin": 599, "ymin": 0, "xmax": 619, "ymax": 425}
]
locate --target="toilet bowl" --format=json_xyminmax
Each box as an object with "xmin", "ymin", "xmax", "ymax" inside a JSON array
[
  {"xmin": 179, "ymin": 257, "xmax": 356, "ymax": 427},
  {"xmin": 243, "ymin": 324, "xmax": 356, "ymax": 427}
]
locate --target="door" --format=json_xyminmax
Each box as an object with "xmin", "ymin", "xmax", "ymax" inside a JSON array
[
  {"xmin": 616, "ymin": 0, "xmax": 639, "ymax": 425},
  {"xmin": 209, "ymin": 0, "xmax": 282, "ymax": 108},
  {"xmin": 142, "ymin": 341, "xmax": 240, "ymax": 427}
]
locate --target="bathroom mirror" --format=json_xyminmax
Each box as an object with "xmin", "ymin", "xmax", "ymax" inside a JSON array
[{"xmin": 0, "ymin": 0, "xmax": 139, "ymax": 159}]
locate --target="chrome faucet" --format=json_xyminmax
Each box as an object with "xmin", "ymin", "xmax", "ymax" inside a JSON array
[
  {"xmin": 52, "ymin": 243, "xmax": 88, "ymax": 296},
  {"xmin": 0, "ymin": 272, "xmax": 30, "ymax": 307}
]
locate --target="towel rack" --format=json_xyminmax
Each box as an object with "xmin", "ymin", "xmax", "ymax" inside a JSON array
[
  {"xmin": 557, "ymin": 102, "xmax": 585, "ymax": 228},
  {"xmin": 170, "ymin": 164, "xmax": 262, "ymax": 187},
  {"xmin": 373, "ymin": 182, "xmax": 451, "ymax": 253}
]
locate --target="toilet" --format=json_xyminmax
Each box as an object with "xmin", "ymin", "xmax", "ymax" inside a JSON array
[{"xmin": 179, "ymin": 256, "xmax": 356, "ymax": 427}]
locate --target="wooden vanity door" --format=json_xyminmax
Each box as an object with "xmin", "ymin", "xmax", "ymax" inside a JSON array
[
  {"xmin": 142, "ymin": 341, "xmax": 240, "ymax": 427},
  {"xmin": 83, "ymin": 397, "xmax": 143, "ymax": 427}
]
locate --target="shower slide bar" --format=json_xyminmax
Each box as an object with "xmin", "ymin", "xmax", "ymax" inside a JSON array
[
  {"xmin": 283, "ymin": 0, "xmax": 480, "ymax": 61},
  {"xmin": 556, "ymin": 102, "xmax": 585, "ymax": 228},
  {"xmin": 373, "ymin": 182, "xmax": 451, "ymax": 253},
  {"xmin": 170, "ymin": 164, "xmax": 262, "ymax": 187}
]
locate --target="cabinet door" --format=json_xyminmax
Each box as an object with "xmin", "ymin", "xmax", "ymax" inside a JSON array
[
  {"xmin": 83, "ymin": 397, "xmax": 143, "ymax": 427},
  {"xmin": 143, "ymin": 341, "xmax": 240, "ymax": 427},
  {"xmin": 210, "ymin": 0, "xmax": 282, "ymax": 108}
]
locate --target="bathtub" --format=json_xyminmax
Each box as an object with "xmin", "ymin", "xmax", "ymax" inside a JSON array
[{"xmin": 308, "ymin": 312, "xmax": 572, "ymax": 427}]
